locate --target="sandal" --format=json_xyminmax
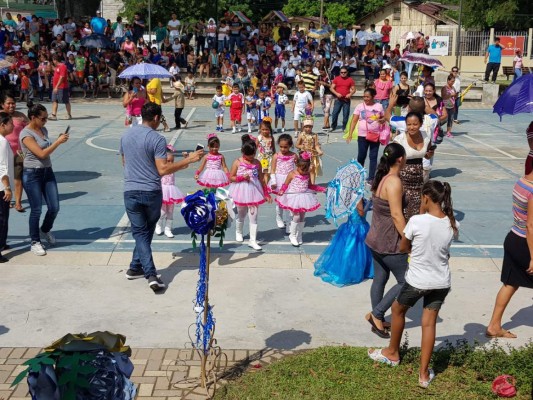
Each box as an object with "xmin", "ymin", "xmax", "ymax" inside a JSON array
[
  {"xmin": 485, "ymin": 329, "xmax": 517, "ymax": 339},
  {"xmin": 367, "ymin": 348, "xmax": 399, "ymax": 366},
  {"xmin": 366, "ymin": 313, "xmax": 390, "ymax": 338},
  {"xmin": 48, "ymin": 114, "xmax": 57, "ymax": 120},
  {"xmin": 15, "ymin": 205, "xmax": 25, "ymax": 213},
  {"xmin": 419, "ymin": 368, "xmax": 435, "ymax": 388}
]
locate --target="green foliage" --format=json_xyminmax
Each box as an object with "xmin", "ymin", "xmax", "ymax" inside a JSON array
[
  {"xmin": 215, "ymin": 340, "xmax": 533, "ymax": 400},
  {"xmin": 449, "ymin": 0, "xmax": 532, "ymax": 30},
  {"xmin": 282, "ymin": 0, "xmax": 320, "ymax": 20},
  {"xmin": 282, "ymin": 0, "xmax": 358, "ymax": 27}
]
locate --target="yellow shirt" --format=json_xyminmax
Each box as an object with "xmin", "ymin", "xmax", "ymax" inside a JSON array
[
  {"xmin": 146, "ymin": 78, "xmax": 163, "ymax": 105},
  {"xmin": 272, "ymin": 26, "xmax": 280, "ymax": 43}
]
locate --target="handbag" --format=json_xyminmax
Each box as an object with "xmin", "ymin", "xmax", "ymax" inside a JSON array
[
  {"xmin": 491, "ymin": 375, "xmax": 516, "ymax": 398},
  {"xmin": 362, "ymin": 104, "xmax": 380, "ymax": 143},
  {"xmin": 379, "ymin": 123, "xmax": 391, "ymax": 145}
]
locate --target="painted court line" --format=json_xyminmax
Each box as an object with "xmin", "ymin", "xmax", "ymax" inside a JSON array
[{"xmin": 460, "ymin": 135, "xmax": 518, "ymax": 159}]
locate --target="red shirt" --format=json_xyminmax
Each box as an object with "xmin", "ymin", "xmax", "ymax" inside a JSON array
[
  {"xmin": 52, "ymin": 62, "xmax": 69, "ymax": 89},
  {"xmin": 332, "ymin": 76, "xmax": 355, "ymax": 102},
  {"xmin": 229, "ymin": 93, "xmax": 244, "ymax": 110},
  {"xmin": 381, "ymin": 25, "xmax": 392, "ymax": 43}
]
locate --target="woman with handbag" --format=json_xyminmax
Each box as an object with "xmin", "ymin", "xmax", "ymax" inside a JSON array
[
  {"xmin": 393, "ymin": 112, "xmax": 434, "ymax": 221},
  {"xmin": 347, "ymin": 88, "xmax": 385, "ymax": 184},
  {"xmin": 122, "ymin": 77, "xmax": 146, "ymax": 127}
]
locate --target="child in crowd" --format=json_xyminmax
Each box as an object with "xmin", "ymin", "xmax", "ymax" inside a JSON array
[
  {"xmin": 212, "ymin": 85, "xmax": 226, "ymax": 132},
  {"xmin": 269, "ymin": 134, "xmax": 298, "ymax": 233},
  {"xmin": 184, "ymin": 71, "xmax": 196, "ymax": 100},
  {"xmin": 274, "ymin": 83, "xmax": 289, "ymax": 133},
  {"xmin": 228, "ymin": 84, "xmax": 244, "ymax": 134},
  {"xmin": 195, "ymin": 133, "xmax": 230, "ymax": 188},
  {"xmin": 229, "ymin": 134, "xmax": 272, "ymax": 250},
  {"xmin": 276, "ymin": 152, "xmax": 326, "ymax": 247},
  {"xmin": 296, "ymin": 118, "xmax": 323, "ymax": 184},
  {"xmin": 84, "ymin": 65, "xmax": 97, "ymax": 98},
  {"xmin": 19, "ymin": 71, "xmax": 30, "ymax": 102},
  {"xmin": 155, "ymin": 145, "xmax": 185, "ymax": 238},
  {"xmin": 256, "ymin": 87, "xmax": 271, "ymax": 125},
  {"xmin": 292, "ymin": 81, "xmax": 313, "ymax": 136},
  {"xmin": 256, "ymin": 120, "xmax": 276, "ymax": 186},
  {"xmin": 169, "ymin": 62, "xmax": 179, "ymax": 88},
  {"xmin": 245, "ymin": 86, "xmax": 258, "ymax": 133},
  {"xmin": 368, "ymin": 180, "xmax": 458, "ymax": 389},
  {"xmin": 164, "ymin": 78, "xmax": 188, "ymax": 130}
]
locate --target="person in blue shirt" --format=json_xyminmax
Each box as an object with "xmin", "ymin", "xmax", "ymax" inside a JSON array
[
  {"xmin": 484, "ymin": 37, "xmax": 505, "ymax": 83},
  {"xmin": 90, "ymin": 11, "xmax": 106, "ymax": 35}
]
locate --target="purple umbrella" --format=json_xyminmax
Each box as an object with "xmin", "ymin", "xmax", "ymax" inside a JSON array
[{"xmin": 493, "ymin": 74, "xmax": 533, "ymax": 120}]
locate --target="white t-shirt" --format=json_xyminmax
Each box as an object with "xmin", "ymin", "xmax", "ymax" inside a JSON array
[
  {"xmin": 404, "ymin": 214, "xmax": 458, "ymax": 290},
  {"xmin": 293, "ymin": 90, "xmax": 312, "ymax": 110},
  {"xmin": 168, "ymin": 19, "xmax": 181, "ymax": 38},
  {"xmin": 289, "ymin": 55, "xmax": 301, "ymax": 67},
  {"xmin": 393, "ymin": 132, "xmax": 430, "ymax": 159},
  {"xmin": 355, "ymin": 30, "xmax": 367, "ymax": 46},
  {"xmin": 52, "ymin": 24, "xmax": 64, "ymax": 37},
  {"xmin": 212, "ymin": 94, "xmax": 226, "ymax": 110},
  {"xmin": 218, "ymin": 26, "xmax": 229, "ymax": 40}
]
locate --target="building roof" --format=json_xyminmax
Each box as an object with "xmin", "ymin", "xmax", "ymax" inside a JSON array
[{"xmin": 357, "ymin": 0, "xmax": 457, "ymax": 25}]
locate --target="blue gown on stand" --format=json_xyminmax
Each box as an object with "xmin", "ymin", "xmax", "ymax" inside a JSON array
[{"xmin": 314, "ymin": 212, "xmax": 374, "ymax": 287}]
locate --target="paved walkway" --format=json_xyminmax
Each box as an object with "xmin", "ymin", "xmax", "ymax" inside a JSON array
[{"xmin": 0, "ymin": 346, "xmax": 293, "ymax": 399}]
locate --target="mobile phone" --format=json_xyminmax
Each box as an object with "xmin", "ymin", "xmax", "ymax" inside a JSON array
[
  {"xmin": 195, "ymin": 144, "xmax": 204, "ymax": 151},
  {"xmin": 429, "ymin": 144, "xmax": 437, "ymax": 151},
  {"xmin": 65, "ymin": 125, "xmax": 70, "ymax": 134}
]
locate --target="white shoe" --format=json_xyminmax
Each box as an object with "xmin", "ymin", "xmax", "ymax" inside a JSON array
[
  {"xmin": 275, "ymin": 213, "xmax": 285, "ymax": 229},
  {"xmin": 235, "ymin": 220, "xmax": 244, "ymax": 242},
  {"xmin": 155, "ymin": 222, "xmax": 163, "ymax": 235},
  {"xmin": 289, "ymin": 222, "xmax": 299, "ymax": 247},
  {"xmin": 40, "ymin": 229, "xmax": 56, "ymax": 245},
  {"xmin": 238, "ymin": 127, "xmax": 242, "ymax": 132},
  {"xmin": 164, "ymin": 224, "xmax": 174, "ymax": 238},
  {"xmin": 232, "ymin": 127, "xmax": 236, "ymax": 134},
  {"xmin": 248, "ymin": 128, "xmax": 252, "ymax": 133},
  {"xmin": 31, "ymin": 241, "xmax": 47, "ymax": 256},
  {"xmin": 282, "ymin": 128, "xmax": 285, "ymax": 133},
  {"xmin": 297, "ymin": 222, "xmax": 305, "ymax": 245},
  {"xmin": 248, "ymin": 223, "xmax": 262, "ymax": 250},
  {"xmin": 285, "ymin": 222, "xmax": 291, "ymax": 235}
]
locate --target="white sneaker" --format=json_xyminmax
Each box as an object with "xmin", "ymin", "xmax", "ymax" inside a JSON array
[
  {"xmin": 248, "ymin": 128, "xmax": 252, "ymax": 133},
  {"xmin": 232, "ymin": 127, "xmax": 236, "ymax": 134},
  {"xmin": 31, "ymin": 241, "xmax": 47, "ymax": 256},
  {"xmin": 155, "ymin": 223, "xmax": 163, "ymax": 235},
  {"xmin": 164, "ymin": 227, "xmax": 174, "ymax": 238},
  {"xmin": 282, "ymin": 128, "xmax": 285, "ymax": 133},
  {"xmin": 238, "ymin": 127, "xmax": 242, "ymax": 132},
  {"xmin": 40, "ymin": 229, "xmax": 56, "ymax": 245}
]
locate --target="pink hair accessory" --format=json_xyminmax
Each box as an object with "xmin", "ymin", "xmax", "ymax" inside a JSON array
[
  {"xmin": 166, "ymin": 144, "xmax": 175, "ymax": 152},
  {"xmin": 301, "ymin": 151, "xmax": 311, "ymax": 161},
  {"xmin": 207, "ymin": 133, "xmax": 218, "ymax": 140}
]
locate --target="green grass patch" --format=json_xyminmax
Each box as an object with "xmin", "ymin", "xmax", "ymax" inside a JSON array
[{"xmin": 215, "ymin": 339, "xmax": 533, "ymax": 400}]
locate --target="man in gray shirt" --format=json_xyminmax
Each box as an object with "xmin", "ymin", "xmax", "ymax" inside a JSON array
[{"xmin": 120, "ymin": 102, "xmax": 203, "ymax": 292}]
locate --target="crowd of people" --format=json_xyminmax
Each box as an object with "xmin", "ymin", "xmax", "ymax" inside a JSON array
[{"xmin": 0, "ymin": 10, "xmax": 530, "ymax": 391}]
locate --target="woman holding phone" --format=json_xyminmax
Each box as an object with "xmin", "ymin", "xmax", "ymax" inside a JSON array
[
  {"xmin": 123, "ymin": 76, "xmax": 146, "ymax": 127},
  {"xmin": 19, "ymin": 102, "xmax": 69, "ymax": 256}
]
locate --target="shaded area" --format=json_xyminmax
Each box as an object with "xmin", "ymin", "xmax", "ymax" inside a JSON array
[{"xmin": 55, "ymin": 171, "xmax": 102, "ymax": 183}]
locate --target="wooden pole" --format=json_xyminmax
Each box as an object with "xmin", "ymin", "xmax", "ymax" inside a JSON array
[{"xmin": 200, "ymin": 232, "xmax": 212, "ymax": 388}]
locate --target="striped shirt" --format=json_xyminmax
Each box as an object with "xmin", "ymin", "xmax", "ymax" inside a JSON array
[
  {"xmin": 301, "ymin": 72, "xmax": 318, "ymax": 93},
  {"xmin": 512, "ymin": 177, "xmax": 533, "ymax": 237},
  {"xmin": 527, "ymin": 122, "xmax": 533, "ymax": 157}
]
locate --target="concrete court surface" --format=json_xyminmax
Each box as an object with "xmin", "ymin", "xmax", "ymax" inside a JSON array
[{"xmin": 0, "ymin": 102, "xmax": 532, "ymax": 350}]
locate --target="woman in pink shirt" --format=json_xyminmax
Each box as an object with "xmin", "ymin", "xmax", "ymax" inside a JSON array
[
  {"xmin": 375, "ymin": 69, "xmax": 393, "ymax": 110},
  {"xmin": 122, "ymin": 77, "xmax": 147, "ymax": 127},
  {"xmin": 1, "ymin": 92, "xmax": 28, "ymax": 212}
]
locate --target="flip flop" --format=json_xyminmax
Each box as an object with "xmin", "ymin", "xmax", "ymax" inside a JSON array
[
  {"xmin": 366, "ymin": 314, "xmax": 390, "ymax": 338},
  {"xmin": 485, "ymin": 330, "xmax": 517, "ymax": 339},
  {"xmin": 367, "ymin": 348, "xmax": 399, "ymax": 366},
  {"xmin": 15, "ymin": 205, "xmax": 25, "ymax": 213},
  {"xmin": 419, "ymin": 368, "xmax": 435, "ymax": 388}
]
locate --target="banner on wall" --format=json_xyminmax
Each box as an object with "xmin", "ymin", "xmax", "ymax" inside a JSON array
[
  {"xmin": 499, "ymin": 36, "xmax": 525, "ymax": 56},
  {"xmin": 428, "ymin": 36, "xmax": 449, "ymax": 56}
]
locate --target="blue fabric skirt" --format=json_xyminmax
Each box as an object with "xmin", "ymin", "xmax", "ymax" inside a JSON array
[{"xmin": 314, "ymin": 213, "xmax": 374, "ymax": 287}]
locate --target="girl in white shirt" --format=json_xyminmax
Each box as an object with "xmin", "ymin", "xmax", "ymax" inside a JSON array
[{"xmin": 368, "ymin": 180, "xmax": 458, "ymax": 389}]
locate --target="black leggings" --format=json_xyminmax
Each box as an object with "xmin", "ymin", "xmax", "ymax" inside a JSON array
[
  {"xmin": 445, "ymin": 107, "xmax": 454, "ymax": 130},
  {"xmin": 174, "ymin": 108, "xmax": 187, "ymax": 128}
]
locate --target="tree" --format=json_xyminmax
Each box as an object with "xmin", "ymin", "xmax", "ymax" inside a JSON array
[
  {"xmin": 461, "ymin": 0, "xmax": 532, "ymax": 30},
  {"xmin": 57, "ymin": 0, "xmax": 101, "ymax": 19},
  {"xmin": 282, "ymin": 0, "xmax": 357, "ymax": 26}
]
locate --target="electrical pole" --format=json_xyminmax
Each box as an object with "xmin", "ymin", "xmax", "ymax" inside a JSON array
[
  {"xmin": 455, "ymin": 0, "xmax": 463, "ymax": 69},
  {"xmin": 319, "ymin": 0, "xmax": 324, "ymax": 27}
]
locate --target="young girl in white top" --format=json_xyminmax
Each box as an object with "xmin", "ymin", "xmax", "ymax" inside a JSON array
[{"xmin": 368, "ymin": 180, "xmax": 458, "ymax": 389}]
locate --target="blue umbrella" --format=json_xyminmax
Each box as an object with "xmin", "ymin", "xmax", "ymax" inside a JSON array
[
  {"xmin": 80, "ymin": 33, "xmax": 114, "ymax": 49},
  {"xmin": 118, "ymin": 63, "xmax": 173, "ymax": 79},
  {"xmin": 493, "ymin": 74, "xmax": 533, "ymax": 120}
]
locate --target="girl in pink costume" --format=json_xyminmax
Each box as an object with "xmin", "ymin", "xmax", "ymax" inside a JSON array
[
  {"xmin": 269, "ymin": 133, "xmax": 298, "ymax": 233},
  {"xmin": 195, "ymin": 133, "xmax": 230, "ymax": 188},
  {"xmin": 276, "ymin": 152, "xmax": 326, "ymax": 247},
  {"xmin": 156, "ymin": 145, "xmax": 185, "ymax": 238},
  {"xmin": 229, "ymin": 134, "xmax": 272, "ymax": 250}
]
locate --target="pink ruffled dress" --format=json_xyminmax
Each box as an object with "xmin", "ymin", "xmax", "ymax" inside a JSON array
[
  {"xmin": 268, "ymin": 154, "xmax": 296, "ymax": 194},
  {"xmin": 161, "ymin": 173, "xmax": 185, "ymax": 205},
  {"xmin": 197, "ymin": 154, "xmax": 230, "ymax": 188},
  {"xmin": 276, "ymin": 174, "xmax": 321, "ymax": 213},
  {"xmin": 229, "ymin": 161, "xmax": 266, "ymax": 206}
]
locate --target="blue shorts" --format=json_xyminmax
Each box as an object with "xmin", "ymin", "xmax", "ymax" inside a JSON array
[{"xmin": 275, "ymin": 104, "xmax": 285, "ymax": 119}]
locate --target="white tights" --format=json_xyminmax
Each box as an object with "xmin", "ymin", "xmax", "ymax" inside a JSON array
[
  {"xmin": 292, "ymin": 212, "xmax": 305, "ymax": 223},
  {"xmin": 237, "ymin": 206, "xmax": 258, "ymax": 224},
  {"xmin": 160, "ymin": 203, "xmax": 174, "ymax": 222}
]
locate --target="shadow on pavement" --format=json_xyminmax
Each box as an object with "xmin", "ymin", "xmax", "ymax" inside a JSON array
[
  {"xmin": 55, "ymin": 171, "xmax": 102, "ymax": 183},
  {"xmin": 435, "ymin": 322, "xmax": 490, "ymax": 348},
  {"xmin": 58, "ymin": 191, "xmax": 88, "ymax": 202},
  {"xmin": 265, "ymin": 329, "xmax": 312, "ymax": 350},
  {"xmin": 0, "ymin": 325, "xmax": 9, "ymax": 335},
  {"xmin": 503, "ymin": 304, "xmax": 533, "ymax": 332},
  {"xmin": 431, "ymin": 167, "xmax": 463, "ymax": 178}
]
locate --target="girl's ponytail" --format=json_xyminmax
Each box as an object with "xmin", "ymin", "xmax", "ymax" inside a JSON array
[
  {"xmin": 442, "ymin": 182, "xmax": 458, "ymax": 236},
  {"xmin": 371, "ymin": 142, "xmax": 405, "ymax": 193}
]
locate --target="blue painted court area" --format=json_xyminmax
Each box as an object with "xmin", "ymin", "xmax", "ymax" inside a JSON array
[{"xmin": 6, "ymin": 103, "xmax": 531, "ymax": 258}]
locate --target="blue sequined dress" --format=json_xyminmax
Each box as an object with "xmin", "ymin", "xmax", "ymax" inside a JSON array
[{"xmin": 314, "ymin": 212, "xmax": 374, "ymax": 286}]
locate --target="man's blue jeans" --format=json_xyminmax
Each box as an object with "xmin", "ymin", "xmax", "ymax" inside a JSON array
[
  {"xmin": 22, "ymin": 167, "xmax": 60, "ymax": 243},
  {"xmin": 331, "ymin": 99, "xmax": 351, "ymax": 131},
  {"xmin": 124, "ymin": 190, "xmax": 162, "ymax": 278}
]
